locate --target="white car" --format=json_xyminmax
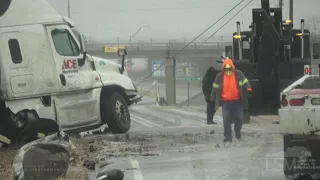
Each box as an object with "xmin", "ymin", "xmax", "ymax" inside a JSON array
[
  {"xmin": 279, "ymin": 75, "xmax": 320, "ymax": 134},
  {"xmin": 279, "ymin": 75, "xmax": 320, "ymax": 179}
]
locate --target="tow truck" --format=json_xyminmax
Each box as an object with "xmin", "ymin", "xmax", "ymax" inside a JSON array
[
  {"xmin": 222, "ymin": 0, "xmax": 319, "ymax": 117},
  {"xmin": 0, "ymin": 0, "xmax": 141, "ymax": 144}
]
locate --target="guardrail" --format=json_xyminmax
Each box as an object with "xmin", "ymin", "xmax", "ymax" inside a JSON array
[{"xmin": 87, "ymin": 41, "xmax": 232, "ymax": 52}]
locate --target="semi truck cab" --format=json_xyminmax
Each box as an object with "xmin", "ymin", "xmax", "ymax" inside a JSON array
[{"xmin": 0, "ymin": 0, "xmax": 140, "ymax": 143}]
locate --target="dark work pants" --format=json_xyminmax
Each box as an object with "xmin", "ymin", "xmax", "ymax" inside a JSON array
[
  {"xmin": 221, "ymin": 100, "xmax": 243, "ymax": 139},
  {"xmin": 206, "ymin": 102, "xmax": 216, "ymax": 123}
]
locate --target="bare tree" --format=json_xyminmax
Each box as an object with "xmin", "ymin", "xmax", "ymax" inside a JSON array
[{"xmin": 306, "ymin": 17, "xmax": 320, "ymax": 43}]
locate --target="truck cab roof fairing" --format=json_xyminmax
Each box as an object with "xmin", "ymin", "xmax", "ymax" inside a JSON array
[{"xmin": 0, "ymin": 0, "xmax": 63, "ymax": 27}]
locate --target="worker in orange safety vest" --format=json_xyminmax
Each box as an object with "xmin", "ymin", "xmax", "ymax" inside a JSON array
[{"xmin": 210, "ymin": 58, "xmax": 252, "ymax": 142}]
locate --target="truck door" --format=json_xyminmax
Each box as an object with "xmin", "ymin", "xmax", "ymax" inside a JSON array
[
  {"xmin": 45, "ymin": 25, "xmax": 102, "ymax": 130},
  {"xmin": 46, "ymin": 25, "xmax": 96, "ymax": 91}
]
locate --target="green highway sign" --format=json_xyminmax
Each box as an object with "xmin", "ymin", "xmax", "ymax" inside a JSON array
[{"xmin": 176, "ymin": 77, "xmax": 201, "ymax": 81}]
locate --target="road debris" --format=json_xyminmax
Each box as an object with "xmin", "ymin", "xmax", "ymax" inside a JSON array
[
  {"xmin": 12, "ymin": 132, "xmax": 72, "ymax": 180},
  {"xmin": 89, "ymin": 144, "xmax": 96, "ymax": 152},
  {"xmin": 96, "ymin": 169, "xmax": 124, "ymax": 180},
  {"xmin": 83, "ymin": 159, "xmax": 96, "ymax": 170},
  {"xmin": 272, "ymin": 120, "xmax": 280, "ymax": 124}
]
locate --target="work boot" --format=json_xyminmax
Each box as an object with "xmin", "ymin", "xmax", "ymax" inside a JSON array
[
  {"xmin": 235, "ymin": 131, "xmax": 241, "ymax": 139},
  {"xmin": 207, "ymin": 121, "xmax": 217, "ymax": 125},
  {"xmin": 223, "ymin": 137, "xmax": 232, "ymax": 143}
]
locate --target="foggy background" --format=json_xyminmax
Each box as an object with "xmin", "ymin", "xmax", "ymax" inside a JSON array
[
  {"xmin": 45, "ymin": 0, "xmax": 320, "ymax": 107},
  {"xmin": 47, "ymin": 0, "xmax": 320, "ymax": 43}
]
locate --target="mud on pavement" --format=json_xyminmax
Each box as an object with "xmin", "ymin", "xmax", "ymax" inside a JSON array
[
  {"xmin": 73, "ymin": 125, "xmax": 282, "ymax": 172},
  {"xmin": 0, "ymin": 121, "xmax": 281, "ymax": 180}
]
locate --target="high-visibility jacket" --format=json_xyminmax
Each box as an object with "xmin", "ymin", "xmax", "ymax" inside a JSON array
[{"xmin": 210, "ymin": 59, "xmax": 252, "ymax": 110}]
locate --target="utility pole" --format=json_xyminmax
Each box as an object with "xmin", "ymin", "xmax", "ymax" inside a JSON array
[
  {"xmin": 68, "ymin": 0, "xmax": 71, "ymax": 19},
  {"xmin": 129, "ymin": 25, "xmax": 151, "ymax": 45},
  {"xmin": 165, "ymin": 50, "xmax": 176, "ymax": 105},
  {"xmin": 288, "ymin": 0, "xmax": 293, "ymax": 79}
]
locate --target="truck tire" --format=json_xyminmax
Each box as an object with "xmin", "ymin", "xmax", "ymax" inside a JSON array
[{"xmin": 102, "ymin": 92, "xmax": 131, "ymax": 134}]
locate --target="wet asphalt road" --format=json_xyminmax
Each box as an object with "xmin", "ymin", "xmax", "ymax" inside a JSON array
[{"xmin": 87, "ymin": 95, "xmax": 286, "ymax": 180}]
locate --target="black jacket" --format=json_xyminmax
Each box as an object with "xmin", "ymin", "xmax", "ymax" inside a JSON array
[{"xmin": 202, "ymin": 66, "xmax": 217, "ymax": 102}]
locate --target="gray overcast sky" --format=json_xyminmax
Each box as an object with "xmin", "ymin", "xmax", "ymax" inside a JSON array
[{"xmin": 46, "ymin": 0, "xmax": 319, "ymax": 42}]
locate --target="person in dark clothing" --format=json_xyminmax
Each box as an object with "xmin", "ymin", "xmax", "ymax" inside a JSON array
[{"xmin": 202, "ymin": 66, "xmax": 218, "ymax": 124}]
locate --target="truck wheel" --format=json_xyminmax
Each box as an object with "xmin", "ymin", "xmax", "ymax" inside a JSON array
[{"xmin": 102, "ymin": 92, "xmax": 131, "ymax": 133}]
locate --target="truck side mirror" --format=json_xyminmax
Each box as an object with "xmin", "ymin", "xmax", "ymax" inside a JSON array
[
  {"xmin": 313, "ymin": 43, "xmax": 319, "ymax": 59},
  {"xmin": 78, "ymin": 35, "xmax": 87, "ymax": 66},
  {"xmin": 118, "ymin": 49, "xmax": 127, "ymax": 74}
]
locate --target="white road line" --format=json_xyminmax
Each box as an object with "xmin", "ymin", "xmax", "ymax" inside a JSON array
[
  {"xmin": 169, "ymin": 109, "xmax": 206, "ymax": 118},
  {"xmin": 132, "ymin": 117, "xmax": 153, "ymax": 127},
  {"xmin": 169, "ymin": 109, "xmax": 223, "ymax": 122},
  {"xmin": 131, "ymin": 114, "xmax": 161, "ymax": 127},
  {"xmin": 129, "ymin": 157, "xmax": 144, "ymax": 180}
]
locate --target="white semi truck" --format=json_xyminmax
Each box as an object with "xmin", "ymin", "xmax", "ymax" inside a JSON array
[{"xmin": 0, "ymin": 0, "xmax": 141, "ymax": 143}]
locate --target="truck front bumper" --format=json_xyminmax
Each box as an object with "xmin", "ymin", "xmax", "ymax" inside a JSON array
[
  {"xmin": 126, "ymin": 90, "xmax": 142, "ymax": 105},
  {"xmin": 129, "ymin": 94, "xmax": 142, "ymax": 105}
]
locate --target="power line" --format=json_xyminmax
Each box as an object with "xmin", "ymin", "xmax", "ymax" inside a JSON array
[
  {"xmin": 90, "ymin": 5, "xmax": 257, "ymax": 13},
  {"xmin": 172, "ymin": 1, "xmax": 246, "ymax": 58},
  {"xmin": 136, "ymin": 0, "xmax": 246, "ymax": 86},
  {"xmin": 198, "ymin": 0, "xmax": 254, "ymax": 48}
]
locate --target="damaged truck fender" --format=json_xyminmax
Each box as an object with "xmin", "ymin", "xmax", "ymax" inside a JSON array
[{"xmin": 5, "ymin": 98, "xmax": 59, "ymax": 139}]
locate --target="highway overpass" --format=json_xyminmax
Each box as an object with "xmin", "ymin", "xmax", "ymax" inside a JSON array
[
  {"xmin": 87, "ymin": 41, "xmax": 231, "ymax": 60},
  {"xmin": 87, "ymin": 41, "xmax": 232, "ymax": 81}
]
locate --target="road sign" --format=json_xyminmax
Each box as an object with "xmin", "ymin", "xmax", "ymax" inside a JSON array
[
  {"xmin": 152, "ymin": 60, "xmax": 165, "ymax": 77},
  {"xmin": 104, "ymin": 46, "xmax": 126, "ymax": 53},
  {"xmin": 176, "ymin": 77, "xmax": 201, "ymax": 81}
]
